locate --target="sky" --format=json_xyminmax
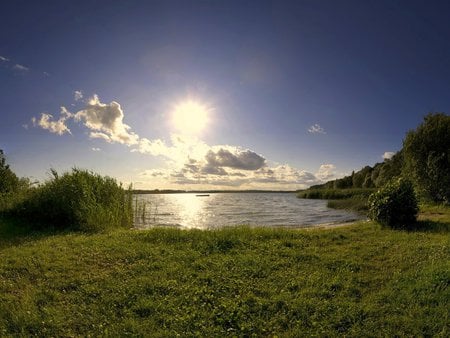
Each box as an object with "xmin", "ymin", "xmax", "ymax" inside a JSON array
[{"xmin": 1, "ymin": 0, "xmax": 450, "ymax": 190}]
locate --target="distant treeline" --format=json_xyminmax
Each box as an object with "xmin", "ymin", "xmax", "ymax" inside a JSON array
[
  {"xmin": 303, "ymin": 113, "xmax": 450, "ymax": 204},
  {"xmin": 310, "ymin": 150, "xmax": 404, "ymax": 191}
]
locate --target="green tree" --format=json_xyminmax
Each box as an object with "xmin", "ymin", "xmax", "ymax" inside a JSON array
[
  {"xmin": 403, "ymin": 113, "xmax": 450, "ymax": 203},
  {"xmin": 374, "ymin": 151, "xmax": 403, "ymax": 187},
  {"xmin": 353, "ymin": 166, "xmax": 372, "ymax": 188},
  {"xmin": 0, "ymin": 149, "xmax": 19, "ymax": 193}
]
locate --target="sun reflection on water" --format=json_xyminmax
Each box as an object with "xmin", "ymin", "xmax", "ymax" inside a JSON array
[{"xmin": 171, "ymin": 194, "xmax": 213, "ymax": 229}]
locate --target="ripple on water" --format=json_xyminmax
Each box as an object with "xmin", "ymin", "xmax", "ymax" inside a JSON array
[{"xmin": 133, "ymin": 192, "xmax": 364, "ymax": 229}]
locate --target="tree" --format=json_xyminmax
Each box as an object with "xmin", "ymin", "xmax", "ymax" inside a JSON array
[
  {"xmin": 353, "ymin": 166, "xmax": 372, "ymax": 188},
  {"xmin": 0, "ymin": 149, "xmax": 19, "ymax": 193},
  {"xmin": 403, "ymin": 113, "xmax": 450, "ymax": 203},
  {"xmin": 374, "ymin": 151, "xmax": 403, "ymax": 187}
]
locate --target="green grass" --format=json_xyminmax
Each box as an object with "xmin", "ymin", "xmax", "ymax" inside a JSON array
[
  {"xmin": 0, "ymin": 209, "xmax": 449, "ymax": 336},
  {"xmin": 327, "ymin": 197, "xmax": 369, "ymax": 213}
]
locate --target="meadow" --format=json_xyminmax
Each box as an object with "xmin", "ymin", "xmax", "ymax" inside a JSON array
[{"xmin": 0, "ymin": 206, "xmax": 448, "ymax": 336}]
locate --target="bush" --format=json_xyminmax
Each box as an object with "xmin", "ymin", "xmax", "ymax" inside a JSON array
[
  {"xmin": 368, "ymin": 178, "xmax": 418, "ymax": 229},
  {"xmin": 12, "ymin": 168, "xmax": 133, "ymax": 232}
]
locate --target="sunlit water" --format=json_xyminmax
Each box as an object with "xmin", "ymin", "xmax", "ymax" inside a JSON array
[{"xmin": 133, "ymin": 193, "xmax": 364, "ymax": 229}]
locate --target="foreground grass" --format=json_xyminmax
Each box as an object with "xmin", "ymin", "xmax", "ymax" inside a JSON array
[{"xmin": 0, "ymin": 215, "xmax": 449, "ymax": 336}]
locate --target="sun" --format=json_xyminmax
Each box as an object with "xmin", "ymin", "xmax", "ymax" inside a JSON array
[{"xmin": 172, "ymin": 100, "xmax": 209, "ymax": 134}]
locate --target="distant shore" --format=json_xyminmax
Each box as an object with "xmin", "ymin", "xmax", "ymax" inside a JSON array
[{"xmin": 133, "ymin": 189, "xmax": 299, "ymax": 194}]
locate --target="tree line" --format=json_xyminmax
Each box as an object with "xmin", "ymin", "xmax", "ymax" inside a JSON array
[{"xmin": 308, "ymin": 113, "xmax": 450, "ymax": 203}]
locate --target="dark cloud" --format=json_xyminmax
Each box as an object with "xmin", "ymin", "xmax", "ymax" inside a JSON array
[{"xmin": 205, "ymin": 148, "xmax": 266, "ymax": 170}]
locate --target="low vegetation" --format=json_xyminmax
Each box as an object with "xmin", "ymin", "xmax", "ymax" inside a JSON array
[
  {"xmin": 297, "ymin": 188, "xmax": 375, "ymax": 200},
  {"xmin": 326, "ymin": 197, "xmax": 369, "ymax": 213},
  {"xmin": 0, "ymin": 208, "xmax": 448, "ymax": 336},
  {"xmin": 1, "ymin": 167, "xmax": 133, "ymax": 232},
  {"xmin": 368, "ymin": 178, "xmax": 418, "ymax": 229}
]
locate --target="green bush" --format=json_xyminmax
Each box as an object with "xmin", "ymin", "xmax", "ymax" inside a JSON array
[
  {"xmin": 12, "ymin": 168, "xmax": 133, "ymax": 232},
  {"xmin": 368, "ymin": 178, "xmax": 418, "ymax": 229}
]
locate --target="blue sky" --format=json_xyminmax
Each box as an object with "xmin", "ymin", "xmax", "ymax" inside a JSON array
[{"xmin": 1, "ymin": 0, "xmax": 450, "ymax": 190}]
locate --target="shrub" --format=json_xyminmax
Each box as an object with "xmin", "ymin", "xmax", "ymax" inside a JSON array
[
  {"xmin": 368, "ymin": 178, "xmax": 418, "ymax": 229},
  {"xmin": 13, "ymin": 168, "xmax": 133, "ymax": 231}
]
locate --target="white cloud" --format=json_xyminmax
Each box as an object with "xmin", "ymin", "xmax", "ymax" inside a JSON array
[
  {"xmin": 383, "ymin": 151, "xmax": 395, "ymax": 160},
  {"xmin": 32, "ymin": 93, "xmax": 338, "ymax": 189},
  {"xmin": 33, "ymin": 93, "xmax": 164, "ymax": 152},
  {"xmin": 0, "ymin": 55, "xmax": 9, "ymax": 62},
  {"xmin": 308, "ymin": 123, "xmax": 326, "ymax": 134},
  {"xmin": 13, "ymin": 64, "xmax": 29, "ymax": 71},
  {"xmin": 31, "ymin": 107, "xmax": 72, "ymax": 135},
  {"xmin": 74, "ymin": 90, "xmax": 83, "ymax": 101},
  {"xmin": 315, "ymin": 164, "xmax": 337, "ymax": 181},
  {"xmin": 73, "ymin": 95, "xmax": 139, "ymax": 145}
]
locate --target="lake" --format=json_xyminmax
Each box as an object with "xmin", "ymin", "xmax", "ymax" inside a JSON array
[{"xmin": 133, "ymin": 192, "xmax": 364, "ymax": 229}]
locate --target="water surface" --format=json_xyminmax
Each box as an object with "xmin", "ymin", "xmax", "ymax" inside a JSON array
[{"xmin": 134, "ymin": 192, "xmax": 364, "ymax": 229}]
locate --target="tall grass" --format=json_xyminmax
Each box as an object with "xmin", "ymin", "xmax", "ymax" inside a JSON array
[
  {"xmin": 9, "ymin": 168, "xmax": 133, "ymax": 232},
  {"xmin": 297, "ymin": 188, "xmax": 376, "ymax": 200},
  {"xmin": 326, "ymin": 197, "xmax": 369, "ymax": 213}
]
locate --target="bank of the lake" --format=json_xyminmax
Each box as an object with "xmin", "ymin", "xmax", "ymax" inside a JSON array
[{"xmin": 0, "ymin": 210, "xmax": 449, "ymax": 336}]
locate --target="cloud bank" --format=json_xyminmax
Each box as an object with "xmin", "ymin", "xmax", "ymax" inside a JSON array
[{"xmin": 31, "ymin": 94, "xmax": 340, "ymax": 189}]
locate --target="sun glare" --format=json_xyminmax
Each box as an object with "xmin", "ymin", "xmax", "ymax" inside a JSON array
[{"xmin": 172, "ymin": 100, "xmax": 209, "ymax": 134}]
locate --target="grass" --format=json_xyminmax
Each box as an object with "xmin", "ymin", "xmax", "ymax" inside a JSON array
[
  {"xmin": 0, "ymin": 208, "xmax": 449, "ymax": 336},
  {"xmin": 297, "ymin": 188, "xmax": 376, "ymax": 200},
  {"xmin": 2, "ymin": 169, "xmax": 133, "ymax": 232},
  {"xmin": 327, "ymin": 197, "xmax": 369, "ymax": 213}
]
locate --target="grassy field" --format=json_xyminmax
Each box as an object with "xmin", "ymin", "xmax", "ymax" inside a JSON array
[{"xmin": 0, "ymin": 209, "xmax": 449, "ymax": 336}]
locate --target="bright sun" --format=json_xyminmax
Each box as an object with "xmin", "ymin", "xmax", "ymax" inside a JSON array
[{"xmin": 172, "ymin": 100, "xmax": 209, "ymax": 134}]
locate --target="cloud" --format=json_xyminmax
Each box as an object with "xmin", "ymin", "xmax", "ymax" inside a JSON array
[
  {"xmin": 32, "ymin": 94, "xmax": 140, "ymax": 145},
  {"xmin": 315, "ymin": 164, "xmax": 337, "ymax": 181},
  {"xmin": 74, "ymin": 90, "xmax": 83, "ymax": 101},
  {"xmin": 31, "ymin": 107, "xmax": 72, "ymax": 135},
  {"xmin": 383, "ymin": 151, "xmax": 395, "ymax": 160},
  {"xmin": 0, "ymin": 55, "xmax": 9, "ymax": 62},
  {"xmin": 308, "ymin": 123, "xmax": 326, "ymax": 134},
  {"xmin": 73, "ymin": 95, "xmax": 139, "ymax": 145},
  {"xmin": 13, "ymin": 64, "xmax": 29, "ymax": 72},
  {"xmin": 32, "ymin": 93, "xmax": 339, "ymax": 189},
  {"xmin": 205, "ymin": 147, "xmax": 266, "ymax": 170}
]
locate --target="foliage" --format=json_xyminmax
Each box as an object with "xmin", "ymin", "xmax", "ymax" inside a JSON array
[
  {"xmin": 11, "ymin": 168, "xmax": 133, "ymax": 231},
  {"xmin": 309, "ymin": 151, "xmax": 404, "ymax": 193},
  {"xmin": 368, "ymin": 178, "xmax": 418, "ymax": 229},
  {"xmin": 0, "ymin": 215, "xmax": 448, "ymax": 336},
  {"xmin": 403, "ymin": 113, "xmax": 450, "ymax": 203},
  {"xmin": 0, "ymin": 150, "xmax": 19, "ymax": 194}
]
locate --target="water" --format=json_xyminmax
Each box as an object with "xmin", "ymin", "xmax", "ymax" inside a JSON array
[{"xmin": 133, "ymin": 192, "xmax": 364, "ymax": 229}]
